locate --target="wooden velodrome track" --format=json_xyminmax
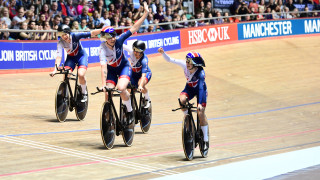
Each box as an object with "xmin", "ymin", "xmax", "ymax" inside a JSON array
[{"xmin": 1, "ymin": 35, "xmax": 320, "ymax": 179}]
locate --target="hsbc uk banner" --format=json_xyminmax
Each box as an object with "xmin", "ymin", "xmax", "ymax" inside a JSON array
[
  {"xmin": 237, "ymin": 18, "xmax": 320, "ymax": 40},
  {"xmin": 180, "ymin": 24, "xmax": 238, "ymax": 48}
]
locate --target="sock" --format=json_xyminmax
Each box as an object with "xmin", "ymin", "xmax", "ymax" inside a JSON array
[
  {"xmin": 123, "ymin": 99, "xmax": 133, "ymax": 112},
  {"xmin": 201, "ymin": 125, "xmax": 209, "ymax": 142},
  {"xmin": 143, "ymin": 91, "xmax": 150, "ymax": 101},
  {"xmin": 81, "ymin": 84, "xmax": 87, "ymax": 94}
]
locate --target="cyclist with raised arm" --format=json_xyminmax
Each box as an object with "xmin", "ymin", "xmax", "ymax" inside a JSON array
[
  {"xmin": 123, "ymin": 40, "xmax": 152, "ymax": 108},
  {"xmin": 99, "ymin": 2, "xmax": 149, "ymax": 125},
  {"xmin": 158, "ymin": 47, "xmax": 209, "ymax": 151},
  {"xmin": 49, "ymin": 24, "xmax": 102, "ymax": 102}
]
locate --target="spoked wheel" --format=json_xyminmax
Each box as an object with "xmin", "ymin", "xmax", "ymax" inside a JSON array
[
  {"xmin": 182, "ymin": 115, "xmax": 195, "ymax": 161},
  {"xmin": 100, "ymin": 102, "xmax": 116, "ymax": 149},
  {"xmin": 140, "ymin": 99, "xmax": 152, "ymax": 133},
  {"xmin": 55, "ymin": 81, "xmax": 69, "ymax": 122},
  {"xmin": 199, "ymin": 127, "xmax": 209, "ymax": 158},
  {"xmin": 75, "ymin": 86, "xmax": 88, "ymax": 121},
  {"xmin": 121, "ymin": 106, "xmax": 135, "ymax": 147}
]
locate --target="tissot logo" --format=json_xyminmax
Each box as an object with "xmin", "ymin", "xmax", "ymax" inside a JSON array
[{"xmin": 188, "ymin": 26, "xmax": 230, "ymax": 45}]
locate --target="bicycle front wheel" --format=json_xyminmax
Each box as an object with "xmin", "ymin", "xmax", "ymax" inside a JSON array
[
  {"xmin": 55, "ymin": 81, "xmax": 69, "ymax": 122},
  {"xmin": 122, "ymin": 106, "xmax": 135, "ymax": 147},
  {"xmin": 140, "ymin": 99, "xmax": 152, "ymax": 133},
  {"xmin": 182, "ymin": 114, "xmax": 195, "ymax": 161},
  {"xmin": 100, "ymin": 102, "xmax": 116, "ymax": 149},
  {"xmin": 75, "ymin": 86, "xmax": 88, "ymax": 121}
]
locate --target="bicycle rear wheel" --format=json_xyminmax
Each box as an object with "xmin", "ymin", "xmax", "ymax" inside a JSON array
[
  {"xmin": 55, "ymin": 81, "xmax": 69, "ymax": 122},
  {"xmin": 122, "ymin": 106, "xmax": 135, "ymax": 147},
  {"xmin": 199, "ymin": 127, "xmax": 209, "ymax": 158},
  {"xmin": 75, "ymin": 86, "xmax": 88, "ymax": 121},
  {"xmin": 182, "ymin": 114, "xmax": 195, "ymax": 161},
  {"xmin": 100, "ymin": 102, "xmax": 116, "ymax": 149},
  {"xmin": 140, "ymin": 98, "xmax": 152, "ymax": 133}
]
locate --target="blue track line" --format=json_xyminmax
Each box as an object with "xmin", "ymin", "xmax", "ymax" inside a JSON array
[{"xmin": 3, "ymin": 101, "xmax": 320, "ymax": 137}]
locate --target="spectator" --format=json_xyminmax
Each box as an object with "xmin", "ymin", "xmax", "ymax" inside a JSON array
[
  {"xmin": 51, "ymin": 14, "xmax": 61, "ymax": 28},
  {"xmin": 18, "ymin": 22, "xmax": 34, "ymax": 40},
  {"xmin": 152, "ymin": 0, "xmax": 161, "ymax": 14},
  {"xmin": 79, "ymin": 18, "xmax": 89, "ymax": 30},
  {"xmin": 95, "ymin": 0, "xmax": 104, "ymax": 16},
  {"xmin": 25, "ymin": 10, "xmax": 36, "ymax": 24},
  {"xmin": 283, "ymin": 6, "xmax": 293, "ymax": 19},
  {"xmin": 213, "ymin": 11, "xmax": 224, "ymax": 24},
  {"xmin": 291, "ymin": 8, "xmax": 300, "ymax": 18},
  {"xmin": 77, "ymin": 5, "xmax": 90, "ymax": 22},
  {"xmin": 87, "ymin": 16, "xmax": 94, "ymax": 29},
  {"xmin": 12, "ymin": 7, "xmax": 26, "ymax": 29},
  {"xmin": 230, "ymin": 0, "xmax": 243, "ymax": 15},
  {"xmin": 154, "ymin": 4, "xmax": 165, "ymax": 23},
  {"xmin": 236, "ymin": 1, "xmax": 251, "ymax": 21},
  {"xmin": 0, "ymin": 21, "xmax": 9, "ymax": 40},
  {"xmin": 1, "ymin": 7, "xmax": 11, "ymax": 28},
  {"xmin": 71, "ymin": 20, "xmax": 79, "ymax": 30},
  {"xmin": 258, "ymin": 0, "xmax": 266, "ymax": 12},
  {"xmin": 265, "ymin": 7, "xmax": 273, "ymax": 19},
  {"xmin": 300, "ymin": 6, "xmax": 312, "ymax": 17},
  {"xmin": 223, "ymin": 12, "xmax": 234, "ymax": 23},
  {"xmin": 266, "ymin": 0, "xmax": 277, "ymax": 11},
  {"xmin": 272, "ymin": 9, "xmax": 280, "ymax": 19},
  {"xmin": 256, "ymin": 7, "xmax": 265, "ymax": 20},
  {"xmin": 40, "ymin": 4, "xmax": 51, "ymax": 21},
  {"xmin": 92, "ymin": 10, "xmax": 102, "ymax": 28},
  {"xmin": 77, "ymin": 0, "xmax": 88, "ymax": 15},
  {"xmin": 21, "ymin": 0, "xmax": 32, "ymax": 11},
  {"xmin": 286, "ymin": 0, "xmax": 296, "ymax": 11},
  {"xmin": 49, "ymin": 2, "xmax": 60, "ymax": 19},
  {"xmin": 66, "ymin": 0, "xmax": 78, "ymax": 20},
  {"xmin": 57, "ymin": 0, "xmax": 69, "ymax": 18},
  {"xmin": 99, "ymin": 10, "xmax": 111, "ymax": 27},
  {"xmin": 28, "ymin": 5, "xmax": 38, "ymax": 21},
  {"xmin": 108, "ymin": 3, "xmax": 117, "ymax": 17},
  {"xmin": 204, "ymin": 1, "xmax": 213, "ymax": 17},
  {"xmin": 63, "ymin": 16, "xmax": 71, "ymax": 26},
  {"xmin": 249, "ymin": 0, "xmax": 259, "ymax": 13},
  {"xmin": 37, "ymin": 13, "xmax": 46, "ymax": 25},
  {"xmin": 111, "ymin": 14, "xmax": 119, "ymax": 27},
  {"xmin": 8, "ymin": 0, "xmax": 17, "ymax": 19}
]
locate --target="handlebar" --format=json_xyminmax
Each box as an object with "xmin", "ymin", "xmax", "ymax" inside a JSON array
[
  {"xmin": 172, "ymin": 98, "xmax": 197, "ymax": 112},
  {"xmin": 91, "ymin": 86, "xmax": 122, "ymax": 95},
  {"xmin": 53, "ymin": 64, "xmax": 75, "ymax": 76}
]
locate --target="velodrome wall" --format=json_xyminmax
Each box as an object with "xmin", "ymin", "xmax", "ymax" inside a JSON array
[{"xmin": 0, "ymin": 18, "xmax": 319, "ymax": 70}]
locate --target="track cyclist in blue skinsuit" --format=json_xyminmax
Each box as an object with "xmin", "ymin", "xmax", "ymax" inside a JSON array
[
  {"xmin": 158, "ymin": 47, "xmax": 209, "ymax": 151},
  {"xmin": 98, "ymin": 1, "xmax": 149, "ymax": 124},
  {"xmin": 123, "ymin": 40, "xmax": 152, "ymax": 108},
  {"xmin": 49, "ymin": 24, "xmax": 102, "ymax": 102}
]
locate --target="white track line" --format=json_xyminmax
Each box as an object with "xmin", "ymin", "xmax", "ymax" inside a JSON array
[{"xmin": 0, "ymin": 135, "xmax": 178, "ymax": 176}]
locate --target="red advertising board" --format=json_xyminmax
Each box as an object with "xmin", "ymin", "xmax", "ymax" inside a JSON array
[{"xmin": 180, "ymin": 24, "xmax": 238, "ymax": 48}]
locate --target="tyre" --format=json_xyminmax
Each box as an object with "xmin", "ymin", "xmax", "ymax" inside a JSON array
[
  {"xmin": 182, "ymin": 114, "xmax": 195, "ymax": 161},
  {"xmin": 55, "ymin": 81, "xmax": 69, "ymax": 122},
  {"xmin": 100, "ymin": 102, "xmax": 116, "ymax": 149},
  {"xmin": 140, "ymin": 99, "xmax": 152, "ymax": 133},
  {"xmin": 75, "ymin": 86, "xmax": 88, "ymax": 121}
]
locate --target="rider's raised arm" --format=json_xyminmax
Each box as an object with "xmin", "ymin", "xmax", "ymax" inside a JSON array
[
  {"xmin": 161, "ymin": 51, "xmax": 186, "ymax": 69},
  {"xmin": 129, "ymin": 2, "xmax": 149, "ymax": 34},
  {"xmin": 55, "ymin": 43, "xmax": 63, "ymax": 67},
  {"xmin": 91, "ymin": 29, "xmax": 102, "ymax": 37}
]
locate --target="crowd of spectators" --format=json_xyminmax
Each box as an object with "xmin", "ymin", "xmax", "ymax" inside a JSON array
[{"xmin": 0, "ymin": 0, "xmax": 319, "ymax": 40}]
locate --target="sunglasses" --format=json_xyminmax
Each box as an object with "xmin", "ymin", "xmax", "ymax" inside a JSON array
[
  {"xmin": 186, "ymin": 58, "xmax": 193, "ymax": 65},
  {"xmin": 100, "ymin": 32, "xmax": 116, "ymax": 41},
  {"xmin": 133, "ymin": 47, "xmax": 143, "ymax": 53},
  {"xmin": 57, "ymin": 31, "xmax": 68, "ymax": 37}
]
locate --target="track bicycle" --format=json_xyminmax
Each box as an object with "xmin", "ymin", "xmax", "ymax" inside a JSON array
[
  {"xmin": 127, "ymin": 83, "xmax": 152, "ymax": 133},
  {"xmin": 53, "ymin": 64, "xmax": 88, "ymax": 122},
  {"xmin": 91, "ymin": 86, "xmax": 136, "ymax": 149},
  {"xmin": 172, "ymin": 98, "xmax": 209, "ymax": 160}
]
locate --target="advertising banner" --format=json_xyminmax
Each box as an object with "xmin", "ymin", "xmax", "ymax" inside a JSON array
[
  {"xmin": 180, "ymin": 24, "xmax": 238, "ymax": 48},
  {"xmin": 237, "ymin": 18, "xmax": 320, "ymax": 40}
]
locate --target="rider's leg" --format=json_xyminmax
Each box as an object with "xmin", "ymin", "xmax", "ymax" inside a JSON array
[
  {"xmin": 78, "ymin": 67, "xmax": 87, "ymax": 94},
  {"xmin": 138, "ymin": 77, "xmax": 151, "ymax": 108},
  {"xmin": 179, "ymin": 93, "xmax": 189, "ymax": 116},
  {"xmin": 117, "ymin": 77, "xmax": 132, "ymax": 112},
  {"xmin": 198, "ymin": 104, "xmax": 209, "ymax": 142}
]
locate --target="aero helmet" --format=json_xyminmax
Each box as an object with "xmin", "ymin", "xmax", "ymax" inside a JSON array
[
  {"xmin": 57, "ymin": 24, "xmax": 71, "ymax": 37},
  {"xmin": 186, "ymin": 52, "xmax": 205, "ymax": 67},
  {"xmin": 132, "ymin": 40, "xmax": 146, "ymax": 53},
  {"xmin": 100, "ymin": 26, "xmax": 117, "ymax": 41}
]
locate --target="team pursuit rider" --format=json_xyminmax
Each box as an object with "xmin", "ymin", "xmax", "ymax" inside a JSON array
[
  {"xmin": 123, "ymin": 40, "xmax": 152, "ymax": 108},
  {"xmin": 98, "ymin": 2, "xmax": 149, "ymax": 124},
  {"xmin": 158, "ymin": 47, "xmax": 209, "ymax": 151},
  {"xmin": 49, "ymin": 24, "xmax": 102, "ymax": 102}
]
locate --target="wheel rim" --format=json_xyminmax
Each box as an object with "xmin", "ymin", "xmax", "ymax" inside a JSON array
[
  {"xmin": 140, "ymin": 103, "xmax": 152, "ymax": 133},
  {"xmin": 75, "ymin": 86, "xmax": 88, "ymax": 121},
  {"xmin": 122, "ymin": 107, "xmax": 135, "ymax": 146},
  {"xmin": 55, "ymin": 82, "xmax": 69, "ymax": 122}
]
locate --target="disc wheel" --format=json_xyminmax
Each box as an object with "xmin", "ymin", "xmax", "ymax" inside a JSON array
[
  {"xmin": 75, "ymin": 86, "xmax": 88, "ymax": 121},
  {"xmin": 100, "ymin": 102, "xmax": 116, "ymax": 149},
  {"xmin": 55, "ymin": 81, "xmax": 69, "ymax": 122},
  {"xmin": 122, "ymin": 106, "xmax": 135, "ymax": 147},
  {"xmin": 140, "ymin": 98, "xmax": 152, "ymax": 133},
  {"xmin": 182, "ymin": 115, "xmax": 195, "ymax": 161}
]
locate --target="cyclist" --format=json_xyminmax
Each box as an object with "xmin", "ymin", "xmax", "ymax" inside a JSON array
[
  {"xmin": 158, "ymin": 47, "xmax": 209, "ymax": 151},
  {"xmin": 99, "ymin": 2, "xmax": 149, "ymax": 124},
  {"xmin": 49, "ymin": 24, "xmax": 102, "ymax": 102},
  {"xmin": 123, "ymin": 40, "xmax": 152, "ymax": 108}
]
